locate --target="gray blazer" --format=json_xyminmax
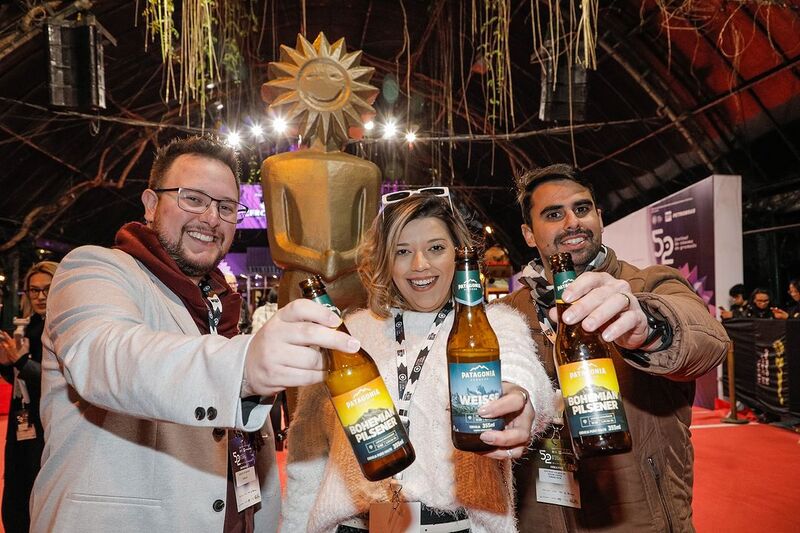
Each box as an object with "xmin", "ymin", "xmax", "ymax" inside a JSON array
[{"xmin": 30, "ymin": 246, "xmax": 280, "ymax": 532}]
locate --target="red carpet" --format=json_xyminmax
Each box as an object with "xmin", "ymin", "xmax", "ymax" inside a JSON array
[
  {"xmin": 0, "ymin": 382, "xmax": 11, "ymax": 416},
  {"xmin": 691, "ymin": 407, "xmax": 799, "ymax": 533}
]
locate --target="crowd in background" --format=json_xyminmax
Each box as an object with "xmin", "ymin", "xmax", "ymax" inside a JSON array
[{"xmin": 720, "ymin": 279, "xmax": 800, "ymax": 320}]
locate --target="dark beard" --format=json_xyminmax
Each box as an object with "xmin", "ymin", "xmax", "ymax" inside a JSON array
[
  {"xmin": 557, "ymin": 228, "xmax": 601, "ymax": 272},
  {"xmin": 156, "ymin": 229, "xmax": 223, "ymax": 278}
]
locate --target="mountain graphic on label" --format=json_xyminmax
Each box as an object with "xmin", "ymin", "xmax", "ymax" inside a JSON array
[
  {"xmin": 469, "ymin": 364, "xmax": 491, "ymax": 372},
  {"xmin": 459, "ymin": 279, "xmax": 482, "ymax": 290},
  {"xmin": 569, "ymin": 361, "xmax": 609, "ymax": 380},
  {"xmin": 354, "ymin": 408, "xmax": 389, "ymax": 427},
  {"xmin": 571, "ymin": 384, "xmax": 618, "ymax": 405},
  {"xmin": 352, "ymin": 386, "xmax": 376, "ymax": 400},
  {"xmin": 344, "ymin": 385, "xmax": 383, "ymax": 410}
]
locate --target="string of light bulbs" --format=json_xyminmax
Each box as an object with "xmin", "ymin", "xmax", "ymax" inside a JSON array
[{"xmin": 0, "ymin": 96, "xmax": 661, "ymax": 151}]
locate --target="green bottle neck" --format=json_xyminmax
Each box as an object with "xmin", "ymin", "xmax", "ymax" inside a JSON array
[
  {"xmin": 453, "ymin": 267, "xmax": 483, "ymax": 306},
  {"xmin": 308, "ymin": 293, "xmax": 342, "ymax": 317},
  {"xmin": 553, "ymin": 269, "xmax": 577, "ymax": 304}
]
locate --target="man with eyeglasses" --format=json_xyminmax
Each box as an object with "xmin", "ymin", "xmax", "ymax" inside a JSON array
[
  {"xmin": 505, "ymin": 164, "xmax": 729, "ymax": 533},
  {"xmin": 31, "ymin": 136, "xmax": 360, "ymax": 533}
]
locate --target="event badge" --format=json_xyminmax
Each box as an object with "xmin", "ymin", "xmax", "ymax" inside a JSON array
[
  {"xmin": 229, "ymin": 430, "xmax": 261, "ymax": 512},
  {"xmin": 535, "ymin": 436, "xmax": 581, "ymax": 508},
  {"xmin": 369, "ymin": 501, "xmax": 421, "ymax": 533},
  {"xmin": 15, "ymin": 409, "xmax": 36, "ymax": 441},
  {"xmin": 535, "ymin": 390, "xmax": 580, "ymax": 508}
]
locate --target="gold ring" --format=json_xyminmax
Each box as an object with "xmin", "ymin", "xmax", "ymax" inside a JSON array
[
  {"xmin": 516, "ymin": 388, "xmax": 529, "ymax": 405},
  {"xmin": 619, "ymin": 293, "xmax": 632, "ymax": 310}
]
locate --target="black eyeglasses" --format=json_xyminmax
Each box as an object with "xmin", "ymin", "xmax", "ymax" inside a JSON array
[
  {"xmin": 153, "ymin": 187, "xmax": 248, "ymax": 224},
  {"xmin": 380, "ymin": 187, "xmax": 453, "ymax": 212},
  {"xmin": 28, "ymin": 287, "xmax": 49, "ymax": 297}
]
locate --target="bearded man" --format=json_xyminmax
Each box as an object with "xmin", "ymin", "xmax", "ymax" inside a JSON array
[
  {"xmin": 507, "ymin": 164, "xmax": 729, "ymax": 533},
  {"xmin": 31, "ymin": 136, "xmax": 359, "ymax": 532}
]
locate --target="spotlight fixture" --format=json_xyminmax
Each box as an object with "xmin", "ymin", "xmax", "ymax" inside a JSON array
[
  {"xmin": 272, "ymin": 117, "xmax": 288, "ymax": 134},
  {"xmin": 364, "ymin": 120, "xmax": 375, "ymax": 131},
  {"xmin": 226, "ymin": 131, "xmax": 241, "ymax": 148},
  {"xmin": 404, "ymin": 131, "xmax": 417, "ymax": 143},
  {"xmin": 382, "ymin": 120, "xmax": 397, "ymax": 139},
  {"xmin": 250, "ymin": 124, "xmax": 264, "ymax": 138},
  {"xmin": 485, "ymin": 225, "xmax": 494, "ymax": 234},
  {"xmin": 214, "ymin": 101, "xmax": 224, "ymax": 111},
  {"xmin": 206, "ymin": 82, "xmax": 215, "ymax": 90}
]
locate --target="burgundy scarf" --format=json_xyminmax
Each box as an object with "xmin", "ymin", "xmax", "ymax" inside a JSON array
[{"xmin": 114, "ymin": 222, "xmax": 241, "ymax": 338}]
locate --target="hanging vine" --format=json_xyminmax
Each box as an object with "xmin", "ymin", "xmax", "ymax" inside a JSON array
[
  {"xmin": 529, "ymin": 0, "xmax": 600, "ymax": 85},
  {"xmin": 139, "ymin": 0, "xmax": 260, "ymax": 127},
  {"xmin": 142, "ymin": 0, "xmax": 178, "ymax": 102},
  {"xmin": 180, "ymin": 0, "xmax": 218, "ymax": 123},
  {"xmin": 474, "ymin": 0, "xmax": 514, "ymax": 129},
  {"xmin": 218, "ymin": 1, "xmax": 258, "ymax": 85}
]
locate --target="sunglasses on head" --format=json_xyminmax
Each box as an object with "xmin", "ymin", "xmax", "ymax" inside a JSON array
[{"xmin": 380, "ymin": 187, "xmax": 453, "ymax": 212}]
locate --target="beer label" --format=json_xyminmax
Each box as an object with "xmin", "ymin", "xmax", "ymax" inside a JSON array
[
  {"xmin": 557, "ymin": 358, "xmax": 629, "ymax": 437},
  {"xmin": 448, "ymin": 360, "xmax": 504, "ymax": 433},
  {"xmin": 311, "ymin": 293, "xmax": 342, "ymax": 317},
  {"xmin": 331, "ymin": 377, "xmax": 410, "ymax": 464},
  {"xmin": 453, "ymin": 270, "xmax": 483, "ymax": 305},
  {"xmin": 554, "ymin": 270, "xmax": 577, "ymax": 303}
]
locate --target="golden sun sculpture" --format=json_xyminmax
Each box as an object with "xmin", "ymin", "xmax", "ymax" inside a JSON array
[{"xmin": 262, "ymin": 33, "xmax": 379, "ymax": 151}]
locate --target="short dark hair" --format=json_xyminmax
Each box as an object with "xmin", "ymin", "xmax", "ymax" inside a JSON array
[
  {"xmin": 750, "ymin": 288, "xmax": 770, "ymax": 301},
  {"xmin": 729, "ymin": 284, "xmax": 746, "ymax": 298},
  {"xmin": 149, "ymin": 136, "xmax": 241, "ymax": 191},
  {"xmin": 515, "ymin": 164, "xmax": 596, "ymax": 225}
]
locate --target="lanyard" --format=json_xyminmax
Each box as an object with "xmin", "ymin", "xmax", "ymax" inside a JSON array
[
  {"xmin": 13, "ymin": 370, "xmax": 31, "ymax": 406},
  {"xmin": 198, "ymin": 280, "xmax": 264, "ymax": 482},
  {"xmin": 393, "ymin": 301, "xmax": 453, "ymax": 432},
  {"xmin": 11, "ymin": 322, "xmax": 31, "ymax": 405},
  {"xmin": 535, "ymin": 302, "xmax": 557, "ymax": 345},
  {"xmin": 199, "ymin": 278, "xmax": 223, "ymax": 335}
]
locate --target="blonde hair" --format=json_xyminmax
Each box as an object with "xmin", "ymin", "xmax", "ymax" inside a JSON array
[
  {"xmin": 21, "ymin": 261, "xmax": 59, "ymax": 318},
  {"xmin": 357, "ymin": 195, "xmax": 474, "ymax": 318}
]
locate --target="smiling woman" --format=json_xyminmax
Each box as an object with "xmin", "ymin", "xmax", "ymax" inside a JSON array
[
  {"xmin": 363, "ymin": 194, "xmax": 470, "ymax": 316},
  {"xmin": 282, "ymin": 192, "xmax": 556, "ymax": 533},
  {"xmin": 391, "ymin": 217, "xmax": 456, "ymax": 313}
]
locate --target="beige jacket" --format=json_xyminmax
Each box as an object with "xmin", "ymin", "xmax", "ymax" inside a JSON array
[
  {"xmin": 31, "ymin": 246, "xmax": 280, "ymax": 533},
  {"xmin": 506, "ymin": 247, "xmax": 729, "ymax": 533}
]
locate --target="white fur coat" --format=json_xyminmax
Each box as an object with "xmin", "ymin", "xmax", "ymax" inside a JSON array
[{"xmin": 281, "ymin": 303, "xmax": 555, "ymax": 533}]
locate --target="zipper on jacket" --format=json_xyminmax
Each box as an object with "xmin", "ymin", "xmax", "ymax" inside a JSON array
[{"xmin": 648, "ymin": 457, "xmax": 674, "ymax": 533}]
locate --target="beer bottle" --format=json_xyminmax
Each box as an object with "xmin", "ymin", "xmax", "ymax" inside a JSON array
[
  {"xmin": 299, "ymin": 276, "xmax": 415, "ymax": 481},
  {"xmin": 549, "ymin": 252, "xmax": 632, "ymax": 458},
  {"xmin": 446, "ymin": 246, "xmax": 505, "ymax": 452}
]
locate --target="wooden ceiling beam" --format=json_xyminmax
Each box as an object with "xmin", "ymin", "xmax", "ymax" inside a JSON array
[{"xmin": 582, "ymin": 54, "xmax": 800, "ymax": 171}]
